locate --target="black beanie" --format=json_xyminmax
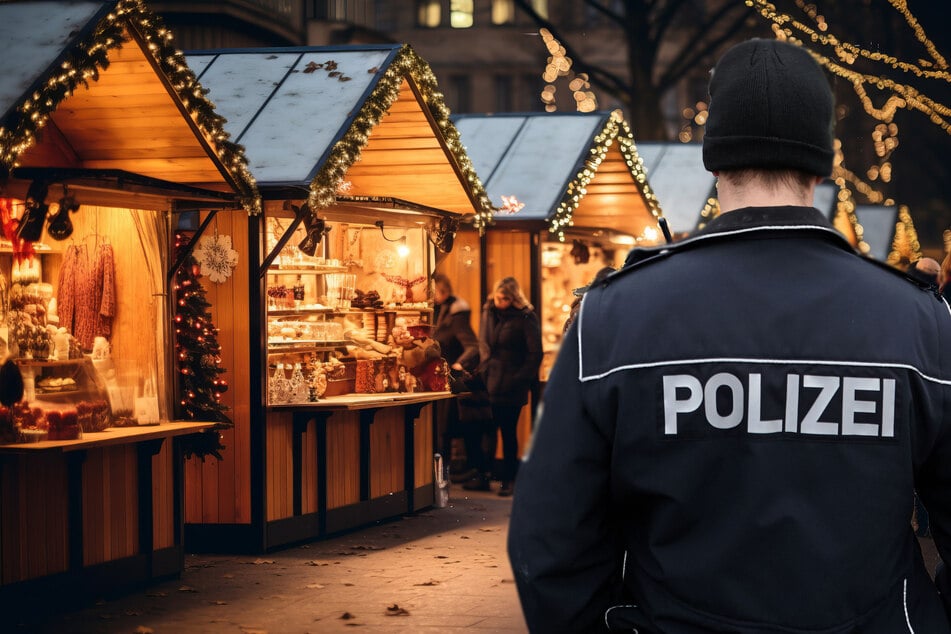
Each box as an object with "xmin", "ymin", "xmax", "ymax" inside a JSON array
[{"xmin": 702, "ymin": 39, "xmax": 834, "ymax": 177}]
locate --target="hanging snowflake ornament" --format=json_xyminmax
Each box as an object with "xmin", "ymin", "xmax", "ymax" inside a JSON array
[{"xmin": 194, "ymin": 232, "xmax": 239, "ymax": 283}]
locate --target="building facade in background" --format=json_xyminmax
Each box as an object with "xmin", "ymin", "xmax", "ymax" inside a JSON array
[{"xmin": 152, "ymin": 1, "xmax": 699, "ymax": 134}]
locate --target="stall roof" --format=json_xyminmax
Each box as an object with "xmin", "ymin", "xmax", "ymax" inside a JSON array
[
  {"xmin": 0, "ymin": 0, "xmax": 259, "ymax": 210},
  {"xmin": 186, "ymin": 44, "xmax": 493, "ymax": 227},
  {"xmin": 634, "ymin": 142, "xmax": 715, "ymax": 236},
  {"xmin": 451, "ymin": 111, "xmax": 662, "ymax": 241}
]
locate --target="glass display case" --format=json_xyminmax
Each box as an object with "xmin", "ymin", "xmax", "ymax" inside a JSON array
[{"xmin": 264, "ymin": 214, "xmax": 439, "ymax": 405}]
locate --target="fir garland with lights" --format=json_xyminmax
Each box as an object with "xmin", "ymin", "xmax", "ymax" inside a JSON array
[
  {"xmin": 173, "ymin": 232, "xmax": 232, "ymax": 460},
  {"xmin": 305, "ymin": 44, "xmax": 494, "ymax": 232},
  {"xmin": 0, "ymin": 0, "xmax": 260, "ymax": 213},
  {"xmin": 548, "ymin": 112, "xmax": 662, "ymax": 242}
]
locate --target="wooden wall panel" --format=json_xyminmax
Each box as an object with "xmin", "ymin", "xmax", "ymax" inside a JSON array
[
  {"xmin": 0, "ymin": 454, "xmax": 69, "ymax": 583},
  {"xmin": 266, "ymin": 412, "xmax": 294, "ymax": 521},
  {"xmin": 369, "ymin": 408, "xmax": 404, "ymax": 498},
  {"xmin": 184, "ymin": 211, "xmax": 253, "ymax": 526},
  {"xmin": 153, "ymin": 440, "xmax": 174, "ymax": 550},
  {"xmin": 434, "ymin": 228, "xmax": 482, "ymax": 333},
  {"xmin": 301, "ymin": 420, "xmax": 319, "ymax": 515},
  {"xmin": 83, "ymin": 446, "xmax": 138, "ymax": 566},
  {"xmin": 414, "ymin": 405, "xmax": 434, "ymax": 488},
  {"xmin": 486, "ymin": 230, "xmax": 533, "ymax": 304},
  {"xmin": 326, "ymin": 413, "xmax": 360, "ymax": 509}
]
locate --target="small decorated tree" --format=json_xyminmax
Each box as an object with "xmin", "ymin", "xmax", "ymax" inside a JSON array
[{"xmin": 173, "ymin": 232, "xmax": 232, "ymax": 460}]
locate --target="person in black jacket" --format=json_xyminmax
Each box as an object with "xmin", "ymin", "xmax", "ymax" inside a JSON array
[
  {"xmin": 463, "ymin": 276, "xmax": 542, "ymax": 497},
  {"xmin": 508, "ymin": 38, "xmax": 951, "ymax": 633},
  {"xmin": 431, "ymin": 273, "xmax": 481, "ymax": 479}
]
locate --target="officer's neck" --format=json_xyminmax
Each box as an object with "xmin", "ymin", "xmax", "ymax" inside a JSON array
[{"xmin": 716, "ymin": 175, "xmax": 821, "ymax": 213}]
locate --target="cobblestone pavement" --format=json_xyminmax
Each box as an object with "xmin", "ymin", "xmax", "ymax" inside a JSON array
[{"xmin": 15, "ymin": 486, "xmax": 526, "ymax": 634}]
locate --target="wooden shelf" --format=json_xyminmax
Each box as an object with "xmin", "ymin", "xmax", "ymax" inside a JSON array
[{"xmin": 267, "ymin": 391, "xmax": 455, "ymax": 411}]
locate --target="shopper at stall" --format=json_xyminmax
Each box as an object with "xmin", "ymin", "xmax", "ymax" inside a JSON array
[
  {"xmin": 431, "ymin": 273, "xmax": 481, "ymax": 479},
  {"xmin": 508, "ymin": 38, "xmax": 951, "ymax": 632},
  {"xmin": 463, "ymin": 276, "xmax": 541, "ymax": 497}
]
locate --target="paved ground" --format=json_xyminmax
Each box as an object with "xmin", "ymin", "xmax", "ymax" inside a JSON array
[
  {"xmin": 10, "ymin": 486, "xmax": 943, "ymax": 634},
  {"xmin": 15, "ymin": 485, "xmax": 526, "ymax": 634}
]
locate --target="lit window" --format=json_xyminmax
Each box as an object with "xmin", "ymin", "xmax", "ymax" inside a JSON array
[
  {"xmin": 450, "ymin": 0, "xmax": 473, "ymax": 28},
  {"xmin": 418, "ymin": 0, "xmax": 440, "ymax": 28},
  {"xmin": 531, "ymin": 0, "xmax": 548, "ymax": 19},
  {"xmin": 492, "ymin": 0, "xmax": 515, "ymax": 24}
]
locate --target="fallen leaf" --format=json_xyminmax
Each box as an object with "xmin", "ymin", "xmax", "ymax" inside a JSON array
[
  {"xmin": 178, "ymin": 585, "xmax": 198, "ymax": 593},
  {"xmin": 385, "ymin": 604, "xmax": 410, "ymax": 617},
  {"xmin": 124, "ymin": 609, "xmax": 142, "ymax": 616},
  {"xmin": 340, "ymin": 612, "xmax": 356, "ymax": 620},
  {"xmin": 223, "ymin": 574, "xmax": 235, "ymax": 579},
  {"xmin": 250, "ymin": 559, "xmax": 275, "ymax": 565},
  {"xmin": 211, "ymin": 600, "xmax": 228, "ymax": 605},
  {"xmin": 145, "ymin": 591, "xmax": 167, "ymax": 597},
  {"xmin": 414, "ymin": 580, "xmax": 439, "ymax": 586},
  {"xmin": 434, "ymin": 555, "xmax": 448, "ymax": 559},
  {"xmin": 305, "ymin": 584, "xmax": 325, "ymax": 589},
  {"xmin": 133, "ymin": 627, "xmax": 154, "ymax": 634}
]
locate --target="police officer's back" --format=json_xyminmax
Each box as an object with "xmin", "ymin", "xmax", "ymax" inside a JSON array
[{"xmin": 508, "ymin": 38, "xmax": 951, "ymax": 633}]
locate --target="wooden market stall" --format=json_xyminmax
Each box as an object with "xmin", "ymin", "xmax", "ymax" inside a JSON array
[
  {"xmin": 181, "ymin": 43, "xmax": 493, "ymax": 552},
  {"xmin": 447, "ymin": 111, "xmax": 662, "ymax": 453},
  {"xmin": 0, "ymin": 0, "xmax": 258, "ymax": 611}
]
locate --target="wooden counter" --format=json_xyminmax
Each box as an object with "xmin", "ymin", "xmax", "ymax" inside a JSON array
[
  {"xmin": 268, "ymin": 390, "xmax": 455, "ymax": 411},
  {"xmin": 0, "ymin": 422, "xmax": 216, "ymax": 613},
  {"xmin": 187, "ymin": 394, "xmax": 450, "ymax": 553}
]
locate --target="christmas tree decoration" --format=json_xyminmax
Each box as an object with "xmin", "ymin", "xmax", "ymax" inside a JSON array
[{"xmin": 173, "ymin": 232, "xmax": 233, "ymax": 460}]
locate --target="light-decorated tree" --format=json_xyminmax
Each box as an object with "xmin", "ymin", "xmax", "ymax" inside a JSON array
[{"xmin": 173, "ymin": 231, "xmax": 232, "ymax": 460}]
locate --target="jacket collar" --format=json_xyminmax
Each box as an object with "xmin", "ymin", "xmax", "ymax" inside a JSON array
[
  {"xmin": 618, "ymin": 206, "xmax": 855, "ymax": 272},
  {"xmin": 699, "ymin": 205, "xmax": 835, "ymax": 235}
]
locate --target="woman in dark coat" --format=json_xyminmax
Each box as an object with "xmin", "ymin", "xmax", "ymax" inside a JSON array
[{"xmin": 464, "ymin": 276, "xmax": 542, "ymax": 497}]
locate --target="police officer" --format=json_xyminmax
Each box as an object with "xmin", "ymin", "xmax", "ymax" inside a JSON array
[{"xmin": 508, "ymin": 38, "xmax": 951, "ymax": 633}]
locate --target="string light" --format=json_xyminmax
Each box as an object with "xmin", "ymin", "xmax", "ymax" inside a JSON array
[
  {"xmin": 0, "ymin": 0, "xmax": 261, "ymax": 213},
  {"xmin": 742, "ymin": 0, "xmax": 936, "ymax": 265},
  {"xmin": 548, "ymin": 111, "xmax": 662, "ymax": 241},
  {"xmin": 538, "ymin": 28, "xmax": 597, "ymax": 113}
]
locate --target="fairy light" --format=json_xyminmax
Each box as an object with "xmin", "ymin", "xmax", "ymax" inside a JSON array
[
  {"xmin": 538, "ymin": 28, "xmax": 597, "ymax": 113},
  {"xmin": 304, "ymin": 44, "xmax": 494, "ymax": 232},
  {"xmin": 0, "ymin": 0, "xmax": 261, "ymax": 213},
  {"xmin": 548, "ymin": 111, "xmax": 662, "ymax": 241}
]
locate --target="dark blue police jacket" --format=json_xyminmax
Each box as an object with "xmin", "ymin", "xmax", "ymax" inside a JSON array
[{"xmin": 508, "ymin": 206, "xmax": 951, "ymax": 633}]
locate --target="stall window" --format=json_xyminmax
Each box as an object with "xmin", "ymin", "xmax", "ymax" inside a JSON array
[
  {"xmin": 450, "ymin": 0, "xmax": 473, "ymax": 28},
  {"xmin": 492, "ymin": 0, "xmax": 515, "ymax": 24},
  {"xmin": 417, "ymin": 0, "xmax": 441, "ymax": 27}
]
